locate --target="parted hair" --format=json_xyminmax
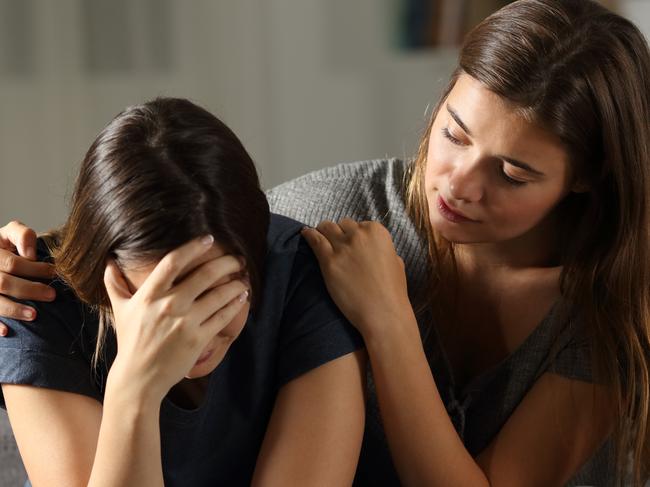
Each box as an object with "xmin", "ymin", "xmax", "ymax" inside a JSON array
[{"xmin": 51, "ymin": 97, "xmax": 270, "ymax": 363}]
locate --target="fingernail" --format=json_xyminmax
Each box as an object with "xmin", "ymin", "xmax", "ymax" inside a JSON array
[
  {"xmin": 238, "ymin": 290, "xmax": 249, "ymax": 303},
  {"xmin": 201, "ymin": 235, "xmax": 214, "ymax": 246},
  {"xmin": 46, "ymin": 288, "xmax": 56, "ymax": 300},
  {"xmin": 0, "ymin": 327, "xmax": 7, "ymax": 337},
  {"xmin": 301, "ymin": 226, "xmax": 310, "ymax": 232},
  {"xmin": 22, "ymin": 308, "xmax": 35, "ymax": 320}
]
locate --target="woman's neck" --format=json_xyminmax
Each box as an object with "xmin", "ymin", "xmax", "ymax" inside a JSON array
[{"xmin": 453, "ymin": 211, "xmax": 562, "ymax": 273}]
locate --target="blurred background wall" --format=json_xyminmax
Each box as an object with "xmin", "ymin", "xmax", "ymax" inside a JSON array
[{"xmin": 0, "ymin": 0, "xmax": 647, "ymax": 233}]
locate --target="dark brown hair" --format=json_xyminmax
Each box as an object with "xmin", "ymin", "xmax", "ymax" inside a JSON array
[
  {"xmin": 51, "ymin": 97, "xmax": 269, "ymax": 362},
  {"xmin": 405, "ymin": 0, "xmax": 650, "ymax": 484}
]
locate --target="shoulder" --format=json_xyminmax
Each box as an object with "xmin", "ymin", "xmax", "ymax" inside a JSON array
[
  {"xmin": 266, "ymin": 159, "xmax": 428, "ymax": 304},
  {"xmin": 263, "ymin": 214, "xmax": 325, "ymax": 295},
  {"xmin": 0, "ymin": 238, "xmax": 103, "ymax": 407},
  {"xmin": 251, "ymin": 215, "xmax": 364, "ymax": 387},
  {"xmin": 266, "ymin": 158, "xmax": 413, "ymax": 226}
]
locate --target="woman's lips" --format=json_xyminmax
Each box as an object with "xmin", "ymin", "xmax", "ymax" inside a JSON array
[
  {"xmin": 437, "ymin": 196, "xmax": 476, "ymax": 223},
  {"xmin": 195, "ymin": 349, "xmax": 214, "ymax": 366}
]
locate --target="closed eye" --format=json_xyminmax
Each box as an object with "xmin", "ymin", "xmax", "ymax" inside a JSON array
[
  {"xmin": 441, "ymin": 127, "xmax": 465, "ymax": 146},
  {"xmin": 500, "ymin": 164, "xmax": 527, "ymax": 186}
]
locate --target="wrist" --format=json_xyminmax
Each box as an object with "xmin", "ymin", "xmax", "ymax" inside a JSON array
[
  {"xmin": 362, "ymin": 308, "xmax": 421, "ymax": 355},
  {"xmin": 105, "ymin": 359, "xmax": 166, "ymax": 410}
]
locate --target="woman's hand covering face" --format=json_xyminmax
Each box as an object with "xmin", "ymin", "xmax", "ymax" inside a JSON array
[
  {"xmin": 0, "ymin": 221, "xmax": 56, "ymax": 333},
  {"xmin": 104, "ymin": 236, "xmax": 250, "ymax": 402}
]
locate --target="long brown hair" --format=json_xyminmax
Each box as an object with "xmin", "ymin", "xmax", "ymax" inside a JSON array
[
  {"xmin": 405, "ymin": 0, "xmax": 650, "ymax": 484},
  {"xmin": 50, "ymin": 97, "xmax": 270, "ymax": 365}
]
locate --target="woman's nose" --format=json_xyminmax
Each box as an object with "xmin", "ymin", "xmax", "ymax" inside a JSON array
[{"xmin": 448, "ymin": 159, "xmax": 484, "ymax": 203}]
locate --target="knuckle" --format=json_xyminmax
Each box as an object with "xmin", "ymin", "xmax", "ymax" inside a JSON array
[
  {"xmin": 0, "ymin": 299, "xmax": 20, "ymax": 318},
  {"xmin": 161, "ymin": 256, "xmax": 180, "ymax": 276},
  {"xmin": 2, "ymin": 254, "xmax": 17, "ymax": 274},
  {"xmin": 0, "ymin": 253, "xmax": 11, "ymax": 272},
  {"xmin": 316, "ymin": 220, "xmax": 332, "ymax": 231},
  {"xmin": 0, "ymin": 274, "xmax": 8, "ymax": 292},
  {"xmin": 207, "ymin": 260, "xmax": 226, "ymax": 282},
  {"xmin": 159, "ymin": 297, "xmax": 177, "ymax": 316},
  {"xmin": 21, "ymin": 228, "xmax": 37, "ymax": 243}
]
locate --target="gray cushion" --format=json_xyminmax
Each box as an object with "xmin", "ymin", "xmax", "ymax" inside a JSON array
[{"xmin": 0, "ymin": 409, "xmax": 27, "ymax": 486}]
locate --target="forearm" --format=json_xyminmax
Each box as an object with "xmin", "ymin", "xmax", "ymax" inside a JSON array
[
  {"xmin": 87, "ymin": 378, "xmax": 164, "ymax": 487},
  {"xmin": 364, "ymin": 312, "xmax": 490, "ymax": 487}
]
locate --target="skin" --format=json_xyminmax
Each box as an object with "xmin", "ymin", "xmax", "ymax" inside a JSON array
[
  {"xmin": 0, "ymin": 73, "xmax": 611, "ymax": 485},
  {"xmin": 118, "ymin": 241, "xmax": 251, "ymax": 384},
  {"xmin": 301, "ymin": 73, "xmax": 613, "ymax": 486},
  {"xmin": 2, "ymin": 236, "xmax": 367, "ymax": 486},
  {"xmin": 425, "ymin": 74, "xmax": 574, "ymax": 264},
  {"xmin": 0, "ymin": 221, "xmax": 56, "ymax": 329}
]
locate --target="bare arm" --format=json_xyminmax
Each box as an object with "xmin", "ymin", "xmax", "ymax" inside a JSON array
[
  {"xmin": 3, "ymin": 385, "xmax": 102, "ymax": 486},
  {"xmin": 301, "ymin": 220, "xmax": 613, "ymax": 486},
  {"xmin": 3, "ymin": 237, "xmax": 249, "ymax": 486},
  {"xmin": 252, "ymin": 350, "xmax": 367, "ymax": 486},
  {"xmin": 3, "ymin": 383, "xmax": 165, "ymax": 487},
  {"xmin": 366, "ymin": 316, "xmax": 612, "ymax": 487}
]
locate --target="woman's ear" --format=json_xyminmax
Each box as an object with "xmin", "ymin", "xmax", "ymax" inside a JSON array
[{"xmin": 104, "ymin": 259, "xmax": 133, "ymax": 303}]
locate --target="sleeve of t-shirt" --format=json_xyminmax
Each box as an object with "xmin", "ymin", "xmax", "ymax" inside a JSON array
[
  {"xmin": 546, "ymin": 323, "xmax": 593, "ymax": 383},
  {"xmin": 275, "ymin": 238, "xmax": 365, "ymax": 386},
  {"xmin": 0, "ymin": 244, "xmax": 103, "ymax": 409}
]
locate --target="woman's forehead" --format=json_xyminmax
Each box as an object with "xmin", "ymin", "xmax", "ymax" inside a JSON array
[{"xmin": 442, "ymin": 74, "xmax": 570, "ymax": 175}]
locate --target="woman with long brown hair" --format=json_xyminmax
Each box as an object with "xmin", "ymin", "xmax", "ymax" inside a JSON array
[
  {"xmin": 0, "ymin": 0, "xmax": 649, "ymax": 485},
  {"xmin": 0, "ymin": 97, "xmax": 366, "ymax": 486}
]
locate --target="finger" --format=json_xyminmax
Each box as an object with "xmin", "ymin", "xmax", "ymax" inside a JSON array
[
  {"xmin": 0, "ymin": 322, "xmax": 8, "ymax": 337},
  {"xmin": 0, "ymin": 248, "xmax": 56, "ymax": 280},
  {"xmin": 0, "ymin": 297, "xmax": 37, "ymax": 321},
  {"xmin": 0, "ymin": 221, "xmax": 37, "ymax": 260},
  {"xmin": 300, "ymin": 226, "xmax": 334, "ymax": 260},
  {"xmin": 338, "ymin": 218, "xmax": 360, "ymax": 235},
  {"xmin": 103, "ymin": 260, "xmax": 132, "ymax": 306},
  {"xmin": 142, "ymin": 235, "xmax": 215, "ymax": 296},
  {"xmin": 199, "ymin": 292, "xmax": 249, "ymax": 340},
  {"xmin": 192, "ymin": 278, "xmax": 249, "ymax": 324},
  {"xmin": 175, "ymin": 254, "xmax": 245, "ymax": 304},
  {"xmin": 315, "ymin": 220, "xmax": 345, "ymax": 240},
  {"xmin": 0, "ymin": 273, "xmax": 56, "ymax": 302}
]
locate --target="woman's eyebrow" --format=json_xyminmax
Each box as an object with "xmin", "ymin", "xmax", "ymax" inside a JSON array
[
  {"xmin": 446, "ymin": 104, "xmax": 472, "ymax": 136},
  {"xmin": 446, "ymin": 103, "xmax": 545, "ymax": 177}
]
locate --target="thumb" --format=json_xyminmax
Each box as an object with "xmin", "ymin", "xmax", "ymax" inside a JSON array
[{"xmin": 103, "ymin": 259, "xmax": 132, "ymax": 306}]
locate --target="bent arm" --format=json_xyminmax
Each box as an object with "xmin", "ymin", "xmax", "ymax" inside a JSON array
[
  {"xmin": 252, "ymin": 350, "xmax": 367, "ymax": 486},
  {"xmin": 3, "ymin": 385, "xmax": 101, "ymax": 486},
  {"xmin": 3, "ymin": 382, "xmax": 165, "ymax": 487},
  {"xmin": 365, "ymin": 313, "xmax": 613, "ymax": 487}
]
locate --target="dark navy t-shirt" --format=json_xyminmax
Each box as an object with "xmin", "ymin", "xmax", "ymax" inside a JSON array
[{"xmin": 0, "ymin": 214, "xmax": 364, "ymax": 486}]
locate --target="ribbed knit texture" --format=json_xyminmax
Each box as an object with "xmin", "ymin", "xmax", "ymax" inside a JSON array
[
  {"xmin": 267, "ymin": 158, "xmax": 614, "ymax": 487},
  {"xmin": 267, "ymin": 157, "xmax": 429, "ymax": 301}
]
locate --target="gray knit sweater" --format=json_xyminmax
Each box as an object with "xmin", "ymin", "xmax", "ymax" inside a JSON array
[{"xmin": 267, "ymin": 158, "xmax": 614, "ymax": 487}]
